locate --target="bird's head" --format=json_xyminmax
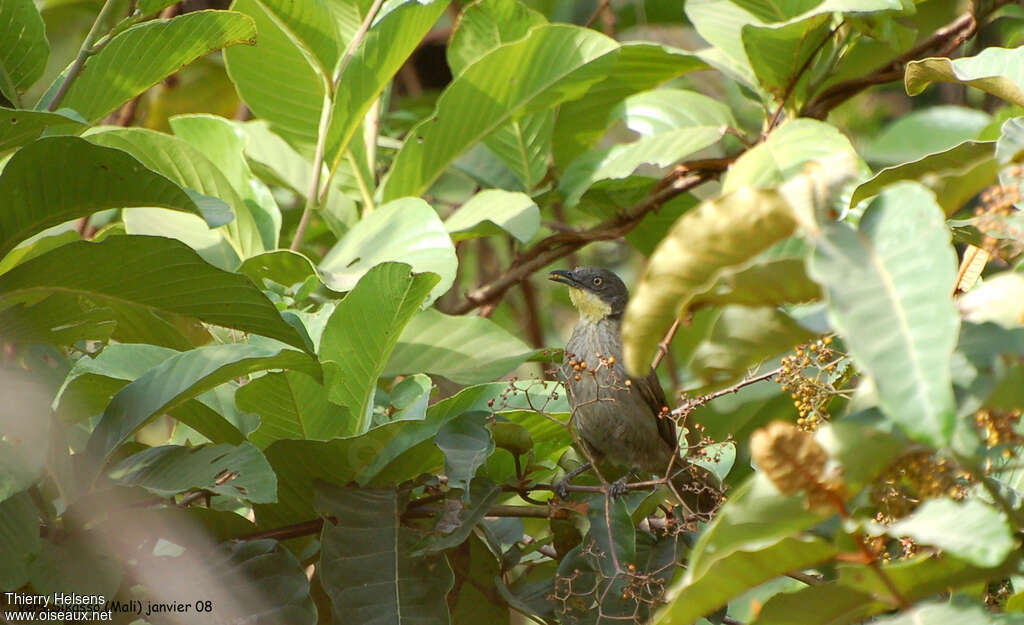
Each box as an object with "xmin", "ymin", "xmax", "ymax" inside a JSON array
[{"xmin": 549, "ymin": 267, "xmax": 629, "ymax": 323}]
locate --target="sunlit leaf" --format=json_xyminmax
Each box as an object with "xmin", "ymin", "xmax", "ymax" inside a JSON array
[{"xmin": 906, "ymin": 47, "xmax": 1024, "ymax": 107}]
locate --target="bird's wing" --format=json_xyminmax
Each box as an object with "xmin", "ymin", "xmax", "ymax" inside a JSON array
[{"xmin": 632, "ymin": 368, "xmax": 678, "ymax": 451}]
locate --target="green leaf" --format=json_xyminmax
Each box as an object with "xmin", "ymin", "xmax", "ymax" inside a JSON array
[
  {"xmin": 238, "ymin": 250, "xmax": 319, "ymax": 290},
  {"xmin": 560, "ymin": 126, "xmax": 725, "ymax": 208},
  {"xmin": 384, "ymin": 308, "xmax": 539, "ymax": 385},
  {"xmin": 317, "ymin": 482, "xmax": 454, "ymax": 624},
  {"xmin": 29, "ymin": 534, "xmax": 122, "ymax": 601},
  {"xmin": 445, "ymin": 189, "xmax": 540, "ymax": 243},
  {"xmin": 655, "ymin": 536, "xmax": 836, "ymax": 625},
  {"xmin": 692, "ymin": 253, "xmax": 822, "ymax": 308},
  {"xmin": 84, "ymin": 343, "xmax": 318, "ymax": 466},
  {"xmin": 723, "ymin": 118, "xmax": 864, "ymax": 191},
  {"xmin": 849, "ymin": 140, "xmax": 996, "ymax": 210},
  {"xmin": 0, "ymin": 492, "xmax": 39, "ymax": 590},
  {"xmin": 323, "ymin": 0, "xmax": 452, "ymax": 174},
  {"xmin": 320, "ymin": 198, "xmax": 455, "ymax": 304},
  {"xmin": 87, "ymin": 126, "xmax": 267, "ymax": 261},
  {"xmin": 906, "ymin": 47, "xmax": 1024, "ymax": 108},
  {"xmin": 612, "ymin": 88, "xmax": 737, "ymax": 135},
  {"xmin": 997, "ymin": 116, "xmax": 1024, "ymax": 165},
  {"xmin": 170, "ymin": 114, "xmax": 282, "ymax": 251},
  {"xmin": 960, "ymin": 273, "xmax": 1024, "ymax": 329},
  {"xmin": 484, "ymin": 111, "xmax": 555, "ymax": 190},
  {"xmin": 436, "ymin": 411, "xmax": 494, "ymax": 493},
  {"xmin": 689, "ymin": 306, "xmax": 815, "ymax": 386},
  {"xmin": 381, "ymin": 24, "xmax": 619, "ymax": 201},
  {"xmin": 320, "ymin": 263, "xmax": 440, "ymax": 433},
  {"xmin": 210, "ymin": 540, "xmax": 318, "ymax": 625},
  {"xmin": 808, "ymin": 182, "xmax": 959, "ymax": 446},
  {"xmin": 415, "ymin": 479, "xmax": 503, "ymax": 556},
  {"xmin": 553, "ymin": 42, "xmax": 708, "ymax": 167},
  {"xmin": 621, "ymin": 184, "xmax": 805, "ymax": 375},
  {"xmin": 109, "ymin": 442, "xmax": 276, "ymax": 503},
  {"xmin": 860, "ymin": 106, "xmax": 991, "ymax": 166},
  {"xmin": 880, "ymin": 498, "xmax": 1014, "ymax": 567},
  {"xmin": 687, "ymin": 474, "xmax": 830, "ymax": 584},
  {"xmin": 60, "ymin": 10, "xmax": 256, "ymax": 122},
  {"xmin": 0, "ymin": 236, "xmax": 311, "ymax": 351},
  {"xmin": 870, "ymin": 597, "xmax": 1000, "ymax": 625},
  {"xmin": 236, "ymin": 370, "xmax": 352, "ymax": 448},
  {"xmin": 0, "ymin": 370, "xmax": 50, "ymax": 502},
  {"xmin": 0, "ymin": 137, "xmax": 229, "ymax": 257},
  {"xmin": 0, "ymin": 107, "xmax": 85, "ymax": 153},
  {"xmin": 0, "ymin": 0, "xmax": 48, "ymax": 106},
  {"xmin": 447, "ymin": 0, "xmax": 547, "ymax": 75}
]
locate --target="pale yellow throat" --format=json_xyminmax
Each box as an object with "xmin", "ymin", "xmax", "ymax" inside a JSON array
[{"xmin": 569, "ymin": 287, "xmax": 612, "ymax": 323}]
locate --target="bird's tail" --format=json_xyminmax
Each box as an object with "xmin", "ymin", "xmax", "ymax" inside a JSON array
[{"xmin": 667, "ymin": 461, "xmax": 723, "ymax": 522}]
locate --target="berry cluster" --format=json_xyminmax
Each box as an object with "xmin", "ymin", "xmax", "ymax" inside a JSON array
[
  {"xmin": 974, "ymin": 408, "xmax": 1024, "ymax": 457},
  {"xmin": 777, "ymin": 336, "xmax": 846, "ymax": 431},
  {"xmin": 974, "ymin": 171, "xmax": 1024, "ymax": 260},
  {"xmin": 870, "ymin": 451, "xmax": 969, "ymax": 525}
]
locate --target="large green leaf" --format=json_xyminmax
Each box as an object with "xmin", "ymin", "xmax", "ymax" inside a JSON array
[
  {"xmin": 447, "ymin": 0, "xmax": 546, "ymax": 75},
  {"xmin": 870, "ymin": 597, "xmax": 1000, "ymax": 625},
  {"xmin": 320, "ymin": 263, "xmax": 439, "ymax": 434},
  {"xmin": 553, "ymin": 42, "xmax": 707, "ymax": 167},
  {"xmin": 208, "ymin": 540, "xmax": 318, "ymax": 625},
  {"xmin": 621, "ymin": 188, "xmax": 800, "ymax": 376},
  {"xmin": 384, "ymin": 308, "xmax": 538, "ymax": 384},
  {"xmin": 59, "ymin": 10, "xmax": 256, "ymax": 122},
  {"xmin": 435, "ymin": 411, "xmax": 494, "ymax": 493},
  {"xmin": 224, "ymin": 0, "xmax": 333, "ymax": 147},
  {"xmin": 109, "ymin": 442, "xmax": 276, "ymax": 503},
  {"xmin": 170, "ymin": 114, "xmax": 282, "ymax": 251},
  {"xmin": 560, "ymin": 126, "xmax": 725, "ymax": 207},
  {"xmin": 806, "ymin": 182, "xmax": 958, "ymax": 444},
  {"xmin": 0, "ymin": 370, "xmax": 51, "ymax": 503},
  {"xmin": 87, "ymin": 127, "xmax": 264, "ymax": 261},
  {"xmin": 0, "ymin": 492, "xmax": 39, "ymax": 590},
  {"xmin": 317, "ymin": 483, "xmax": 454, "ymax": 625},
  {"xmin": 84, "ymin": 343, "xmax": 318, "ymax": 466},
  {"xmin": 381, "ymin": 24, "xmax": 620, "ymax": 200},
  {"xmin": 849, "ymin": 140, "xmax": 996, "ymax": 210},
  {"xmin": 906, "ymin": 47, "xmax": 1024, "ymax": 108},
  {"xmin": 808, "ymin": 182, "xmax": 959, "ymax": 446},
  {"xmin": 0, "ymin": 107, "xmax": 85, "ymax": 153},
  {"xmin": 878, "ymin": 498, "xmax": 1014, "ymax": 567},
  {"xmin": 445, "ymin": 189, "xmax": 540, "ymax": 243},
  {"xmin": 323, "ymin": 0, "xmax": 451, "ymax": 173},
  {"xmin": 723, "ymin": 118, "xmax": 863, "ymax": 191},
  {"xmin": 655, "ymin": 536, "xmax": 836, "ymax": 625},
  {"xmin": 319, "ymin": 198, "xmax": 455, "ymax": 304},
  {"xmin": 235, "ymin": 370, "xmax": 352, "ymax": 448},
  {"xmin": 0, "ymin": 137, "xmax": 229, "ymax": 257},
  {"xmin": 54, "ymin": 343, "xmax": 254, "ymax": 443},
  {"xmin": 0, "ymin": 236, "xmax": 311, "ymax": 351},
  {"xmin": 860, "ymin": 106, "xmax": 991, "ymax": 166},
  {"xmin": 0, "ymin": 0, "xmax": 48, "ymax": 106}
]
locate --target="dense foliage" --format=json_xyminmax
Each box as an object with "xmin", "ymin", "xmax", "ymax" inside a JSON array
[{"xmin": 3, "ymin": 0, "xmax": 1024, "ymax": 623}]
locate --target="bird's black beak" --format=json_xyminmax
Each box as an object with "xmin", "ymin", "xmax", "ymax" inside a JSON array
[{"xmin": 548, "ymin": 269, "xmax": 579, "ymax": 287}]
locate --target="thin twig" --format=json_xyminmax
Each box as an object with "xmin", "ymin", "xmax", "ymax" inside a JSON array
[
  {"xmin": 290, "ymin": 0, "xmax": 386, "ymax": 250},
  {"xmin": 651, "ymin": 319, "xmax": 681, "ymax": 369},
  {"xmin": 765, "ymin": 20, "xmax": 844, "ymax": 133},
  {"xmin": 451, "ymin": 160, "xmax": 730, "ymax": 315},
  {"xmin": 671, "ymin": 366, "xmax": 781, "ymax": 417},
  {"xmin": 584, "ymin": 0, "xmax": 611, "ymax": 28},
  {"xmin": 801, "ymin": 1, "xmax": 1017, "ymax": 119},
  {"xmin": 47, "ymin": 0, "xmax": 119, "ymax": 111}
]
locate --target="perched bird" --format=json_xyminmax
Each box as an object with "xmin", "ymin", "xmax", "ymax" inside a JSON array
[{"xmin": 549, "ymin": 267, "xmax": 721, "ymax": 518}]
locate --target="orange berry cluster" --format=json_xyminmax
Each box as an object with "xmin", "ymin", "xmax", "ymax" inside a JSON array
[
  {"xmin": 974, "ymin": 408, "xmax": 1024, "ymax": 457},
  {"xmin": 778, "ymin": 336, "xmax": 843, "ymax": 432},
  {"xmin": 974, "ymin": 170, "xmax": 1023, "ymax": 260}
]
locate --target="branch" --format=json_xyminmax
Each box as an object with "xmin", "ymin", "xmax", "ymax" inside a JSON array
[
  {"xmin": 766, "ymin": 20, "xmax": 844, "ymax": 132},
  {"xmin": 801, "ymin": 1, "xmax": 1015, "ymax": 119},
  {"xmin": 290, "ymin": 0, "xmax": 386, "ymax": 250},
  {"xmin": 671, "ymin": 366, "xmax": 781, "ymax": 417},
  {"xmin": 451, "ymin": 158, "xmax": 731, "ymax": 315},
  {"xmin": 46, "ymin": 0, "xmax": 119, "ymax": 111}
]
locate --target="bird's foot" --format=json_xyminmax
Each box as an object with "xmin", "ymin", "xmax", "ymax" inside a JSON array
[
  {"xmin": 607, "ymin": 476, "xmax": 629, "ymax": 498},
  {"xmin": 553, "ymin": 477, "xmax": 572, "ymax": 500}
]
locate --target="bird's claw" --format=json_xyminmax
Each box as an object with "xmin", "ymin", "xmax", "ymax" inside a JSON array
[
  {"xmin": 553, "ymin": 478, "xmax": 572, "ymax": 500},
  {"xmin": 607, "ymin": 476, "xmax": 629, "ymax": 498}
]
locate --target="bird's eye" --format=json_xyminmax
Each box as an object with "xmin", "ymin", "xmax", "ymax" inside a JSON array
[{"xmin": 592, "ymin": 277, "xmax": 603, "ymax": 286}]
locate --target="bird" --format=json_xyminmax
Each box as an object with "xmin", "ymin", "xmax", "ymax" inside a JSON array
[{"xmin": 549, "ymin": 266, "xmax": 721, "ymax": 518}]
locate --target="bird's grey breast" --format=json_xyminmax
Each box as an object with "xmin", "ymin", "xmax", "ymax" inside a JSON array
[{"xmin": 561, "ymin": 319, "xmax": 670, "ymax": 471}]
